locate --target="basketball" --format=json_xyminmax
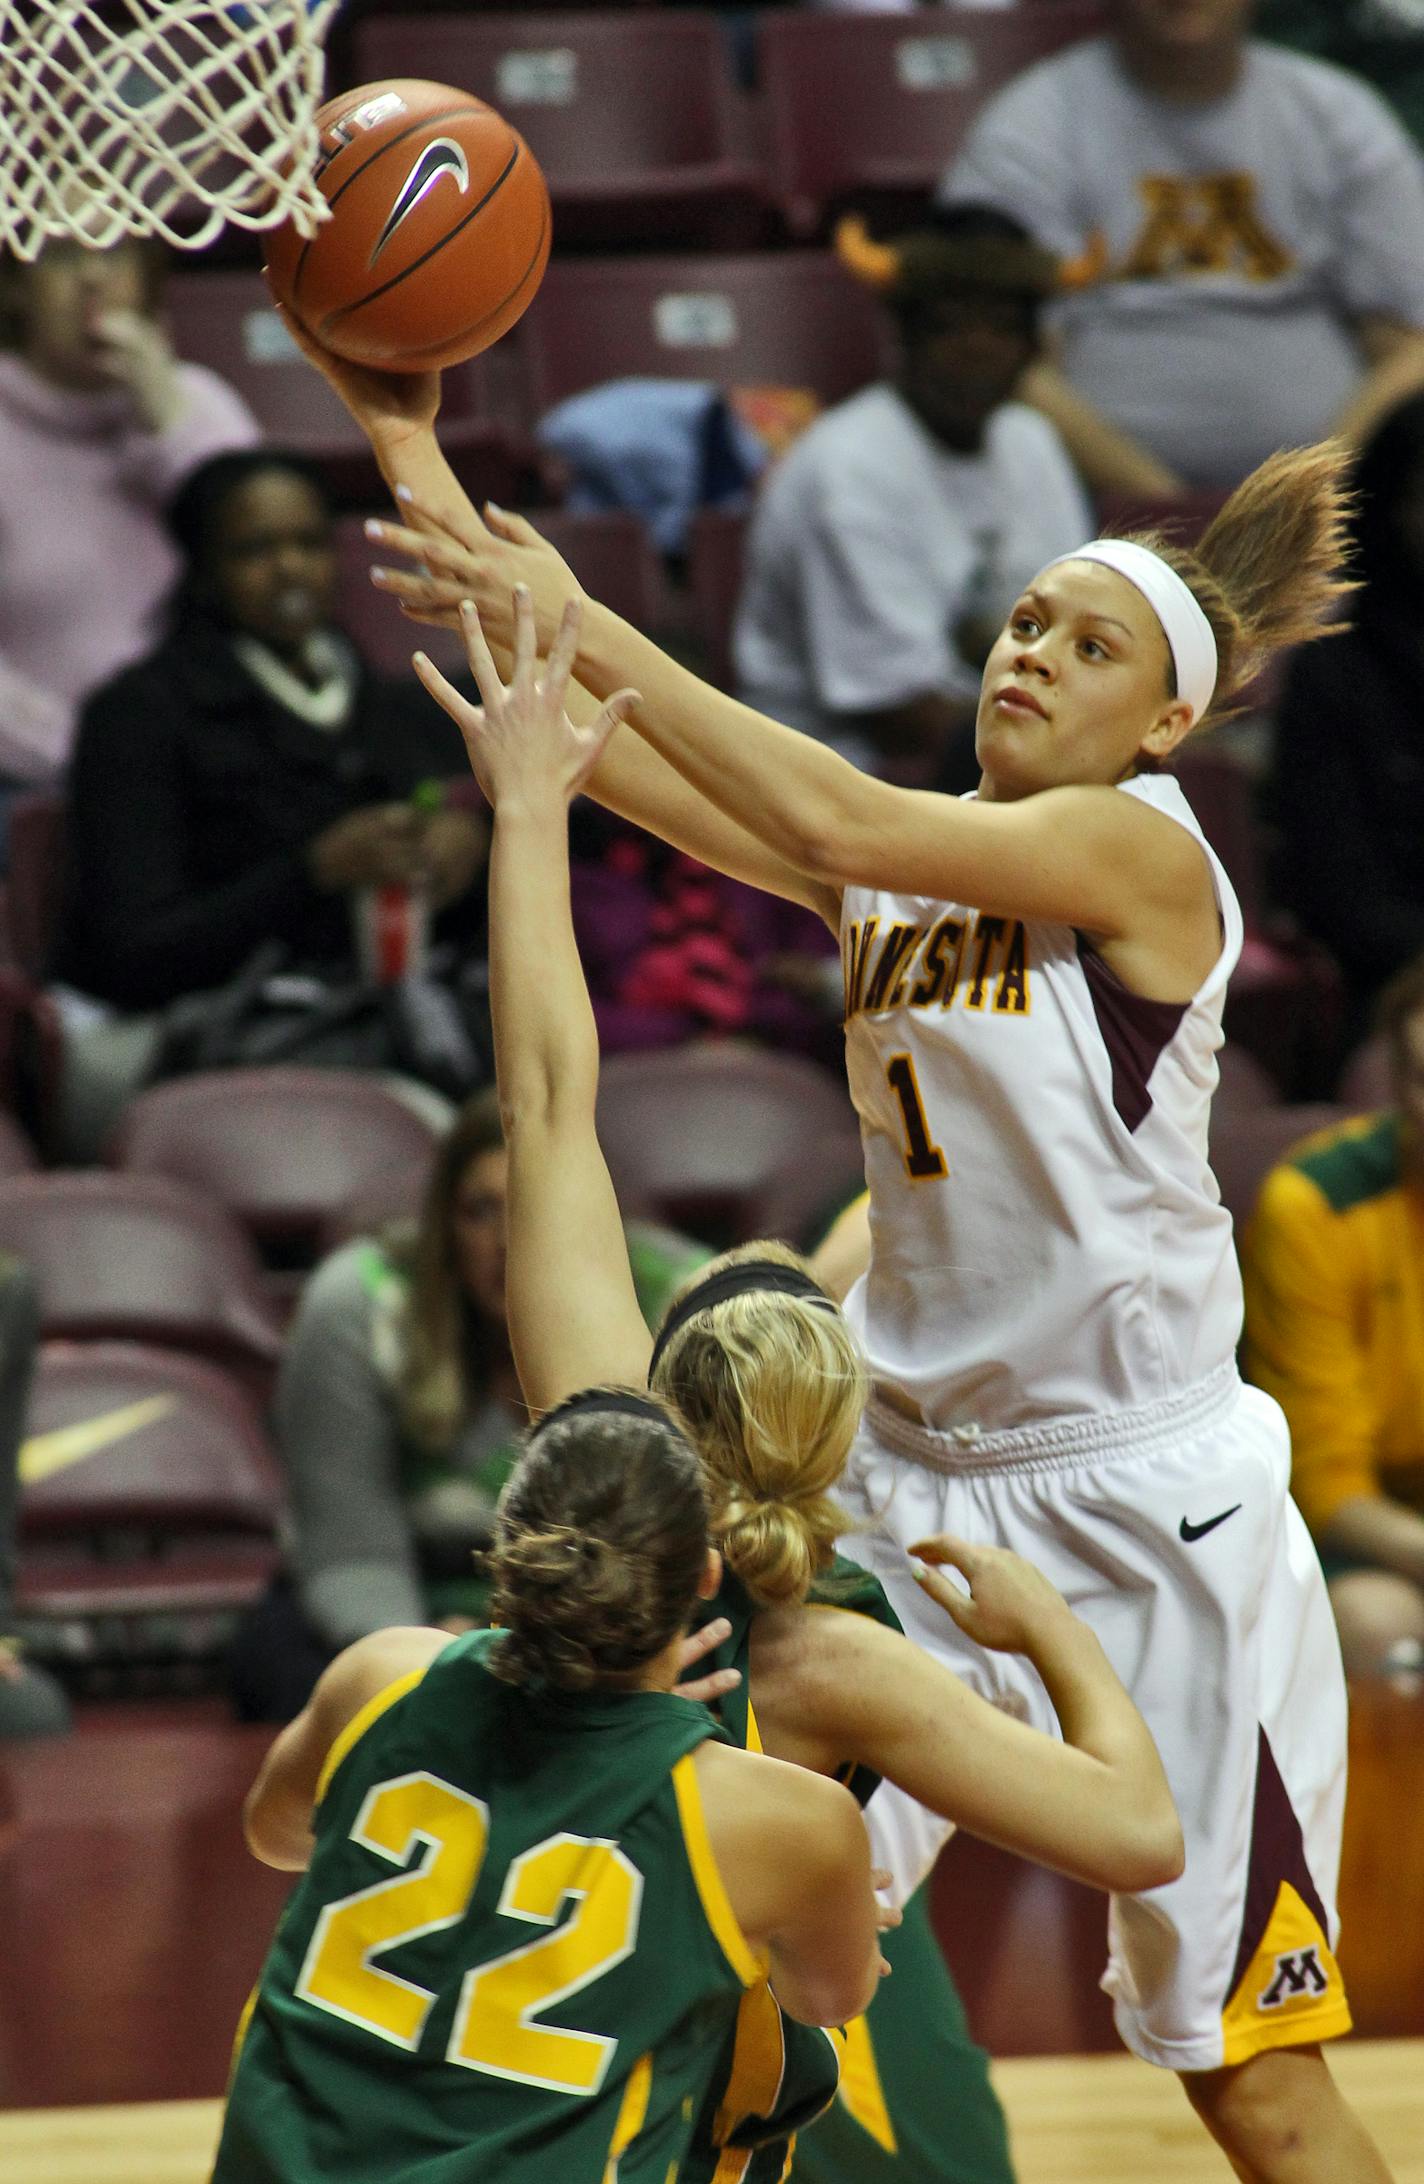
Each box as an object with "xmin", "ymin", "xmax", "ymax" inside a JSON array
[{"xmin": 264, "ymin": 79, "xmax": 551, "ymax": 373}]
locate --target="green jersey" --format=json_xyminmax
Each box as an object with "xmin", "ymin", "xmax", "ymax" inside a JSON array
[
  {"xmin": 215, "ymin": 1629, "xmax": 761, "ymax": 2184},
  {"xmin": 681, "ymin": 1558, "xmax": 904, "ymax": 2184}
]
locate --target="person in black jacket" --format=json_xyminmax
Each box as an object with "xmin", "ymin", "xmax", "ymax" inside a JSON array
[
  {"xmin": 54, "ymin": 449, "xmax": 489, "ymax": 1151},
  {"xmin": 1269, "ymin": 393, "xmax": 1424, "ymax": 1044}
]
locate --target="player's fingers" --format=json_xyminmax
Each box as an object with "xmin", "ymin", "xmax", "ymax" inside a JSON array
[
  {"xmin": 484, "ymin": 501, "xmax": 545, "ymax": 548},
  {"xmin": 392, "ymin": 485, "xmax": 479, "ymax": 551},
  {"xmin": 367, "ymin": 516, "xmax": 467, "ymax": 578},
  {"xmin": 677, "ymin": 1615, "xmax": 731, "ymax": 1668},
  {"xmin": 541, "ymin": 595, "xmax": 582, "ymax": 711},
  {"xmin": 586, "ymin": 688, "xmax": 641, "ymax": 763},
  {"xmin": 911, "ymin": 1560, "xmax": 978, "ymax": 1634},
  {"xmin": 458, "ymin": 600, "xmax": 506, "ymax": 711},
  {"xmin": 908, "ymin": 1532, "xmax": 981, "ymax": 1579},
  {"xmin": 676, "ymin": 1667, "xmax": 742, "ymax": 1707},
  {"xmin": 510, "ymin": 584, "xmax": 537, "ymax": 688},
  {"xmin": 412, "ymin": 649, "xmax": 478, "ymax": 734}
]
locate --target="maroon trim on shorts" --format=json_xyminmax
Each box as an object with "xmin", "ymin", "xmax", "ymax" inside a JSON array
[
  {"xmin": 1077, "ymin": 939, "xmax": 1186, "ymax": 1134},
  {"xmin": 1223, "ymin": 1725, "xmax": 1331, "ymax": 2008}
]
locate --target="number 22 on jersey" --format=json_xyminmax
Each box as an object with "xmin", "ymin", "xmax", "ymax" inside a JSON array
[{"xmin": 295, "ymin": 1769, "xmax": 642, "ymax": 2094}]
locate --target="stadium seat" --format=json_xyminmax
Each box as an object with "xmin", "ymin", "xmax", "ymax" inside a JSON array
[
  {"xmin": 520, "ymin": 252, "xmax": 889, "ymax": 419},
  {"xmin": 352, "ymin": 11, "xmax": 769, "ymax": 250},
  {"xmin": 0, "ymin": 1107, "xmax": 39, "ymax": 1177},
  {"xmin": 1214, "ymin": 1040, "xmax": 1278, "ymax": 1113},
  {"xmin": 0, "ymin": 1173, "xmax": 283, "ymax": 1400},
  {"xmin": 0, "ymin": 967, "xmax": 64, "ymax": 1157},
  {"xmin": 757, "ymin": 3, "xmax": 1104, "ymax": 237},
  {"xmin": 4, "ymin": 792, "xmax": 64, "ymax": 985},
  {"xmin": 687, "ymin": 508, "xmax": 750, "ymax": 693},
  {"xmin": 14, "ymin": 1341, "xmax": 283, "ymax": 1667},
  {"xmin": 109, "ymin": 1066, "xmax": 445, "ymax": 1266},
  {"xmin": 594, "ymin": 1043, "xmax": 859, "ymax": 1244},
  {"xmin": 750, "ymin": 1129, "xmax": 868, "ymax": 1254},
  {"xmin": 337, "ymin": 506, "xmax": 665, "ymax": 678},
  {"xmin": 1207, "ymin": 1101, "xmax": 1346, "ymax": 1231},
  {"xmin": 163, "ymin": 271, "xmax": 545, "ymax": 509}
]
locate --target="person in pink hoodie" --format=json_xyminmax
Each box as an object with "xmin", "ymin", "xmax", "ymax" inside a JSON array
[{"xmin": 0, "ymin": 235, "xmax": 258, "ymax": 804}]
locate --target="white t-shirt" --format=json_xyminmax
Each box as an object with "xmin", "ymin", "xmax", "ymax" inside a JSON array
[
  {"xmin": 839, "ymin": 773, "xmax": 1245, "ymax": 1433},
  {"xmin": 733, "ymin": 384, "xmax": 1090, "ymax": 763},
  {"xmin": 943, "ymin": 36, "xmax": 1424, "ymax": 484}
]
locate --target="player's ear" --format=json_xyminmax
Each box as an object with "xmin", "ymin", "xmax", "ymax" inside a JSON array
[{"xmin": 697, "ymin": 1548, "xmax": 723, "ymax": 1601}]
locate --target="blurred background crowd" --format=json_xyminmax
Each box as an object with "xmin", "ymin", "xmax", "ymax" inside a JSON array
[{"xmin": 1, "ymin": 12, "xmax": 1423, "ymax": 2048}]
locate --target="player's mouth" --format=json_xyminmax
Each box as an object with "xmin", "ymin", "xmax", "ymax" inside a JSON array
[{"xmin": 991, "ymin": 683, "xmax": 1048, "ymax": 720}]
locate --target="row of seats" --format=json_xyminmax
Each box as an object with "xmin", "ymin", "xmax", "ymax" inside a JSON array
[{"xmin": 332, "ymin": 5, "xmax": 1105, "ymax": 248}]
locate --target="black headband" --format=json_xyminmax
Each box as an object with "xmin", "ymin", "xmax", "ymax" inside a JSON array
[
  {"xmin": 533, "ymin": 1388, "xmax": 672, "ymax": 1436},
  {"xmin": 649, "ymin": 1260, "xmax": 836, "ymax": 1379}
]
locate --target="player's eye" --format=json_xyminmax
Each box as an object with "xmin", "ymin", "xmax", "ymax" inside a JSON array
[
  {"xmin": 1079, "ymin": 636, "xmax": 1110, "ymax": 660},
  {"xmin": 1010, "ymin": 614, "xmax": 1040, "ymax": 637}
]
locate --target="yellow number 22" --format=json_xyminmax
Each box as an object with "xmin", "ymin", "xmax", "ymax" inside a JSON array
[{"xmin": 295, "ymin": 1772, "xmax": 643, "ymax": 2096}]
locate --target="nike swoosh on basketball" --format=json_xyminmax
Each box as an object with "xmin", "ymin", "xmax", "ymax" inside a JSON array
[
  {"xmin": 1179, "ymin": 1504, "xmax": 1242, "ymax": 1543},
  {"xmin": 371, "ymin": 139, "xmax": 470, "ymax": 264},
  {"xmin": 20, "ymin": 1396, "xmax": 177, "ymax": 1486}
]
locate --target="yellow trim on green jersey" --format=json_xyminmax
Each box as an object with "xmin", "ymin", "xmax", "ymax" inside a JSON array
[
  {"xmin": 671, "ymin": 1753, "xmax": 762, "ymax": 1988},
  {"xmin": 315, "ymin": 1668, "xmax": 428, "ymax": 1807},
  {"xmin": 603, "ymin": 2050, "xmax": 653, "ymax": 2181}
]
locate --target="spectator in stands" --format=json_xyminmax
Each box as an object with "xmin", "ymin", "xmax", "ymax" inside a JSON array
[
  {"xmin": 53, "ymin": 448, "xmax": 490, "ymax": 1156},
  {"xmin": 1259, "ymin": 0, "xmax": 1424, "ymax": 154},
  {"xmin": 568, "ymin": 804, "xmax": 842, "ymax": 1066},
  {"xmin": 1241, "ymin": 954, "xmax": 1424, "ymax": 1684},
  {"xmin": 0, "ymin": 1253, "xmax": 70, "ymax": 1739},
  {"xmin": 733, "ymin": 206, "xmax": 1089, "ymax": 782},
  {"xmin": 940, "ymin": 0, "xmax": 1424, "ymax": 496},
  {"xmin": 0, "ymin": 236, "xmax": 258, "ymax": 821},
  {"xmin": 228, "ymin": 1092, "xmax": 708, "ymax": 1721},
  {"xmin": 1267, "ymin": 390, "xmax": 1424, "ymax": 1036}
]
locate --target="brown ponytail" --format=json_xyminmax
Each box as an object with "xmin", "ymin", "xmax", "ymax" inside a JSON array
[
  {"xmin": 1120, "ymin": 441, "xmax": 1358, "ymax": 722},
  {"xmin": 488, "ymin": 1394, "xmax": 709, "ymax": 1692}
]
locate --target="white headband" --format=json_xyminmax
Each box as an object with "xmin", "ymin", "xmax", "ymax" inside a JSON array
[{"xmin": 1045, "ymin": 538, "xmax": 1218, "ymax": 722}]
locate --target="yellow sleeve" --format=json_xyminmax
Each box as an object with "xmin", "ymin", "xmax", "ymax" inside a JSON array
[{"xmin": 1240, "ymin": 1164, "xmax": 1384, "ymax": 1535}]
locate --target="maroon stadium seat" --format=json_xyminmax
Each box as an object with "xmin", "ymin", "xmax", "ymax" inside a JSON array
[
  {"xmin": 163, "ymin": 271, "xmax": 543, "ymax": 509},
  {"xmin": 595, "ymin": 1042, "xmax": 858, "ymax": 1244},
  {"xmin": 15, "ymin": 1341, "xmax": 283, "ymax": 1657},
  {"xmin": 1337, "ymin": 1035, "xmax": 1392, "ymax": 1114},
  {"xmin": 353, "ymin": 11, "xmax": 769, "ymax": 250},
  {"xmin": 109, "ymin": 1067, "xmax": 444, "ymax": 1263},
  {"xmin": 337, "ymin": 506, "xmax": 665, "ymax": 678},
  {"xmin": 687, "ymin": 508, "xmax": 750, "ymax": 694},
  {"xmin": 0, "ymin": 1107, "xmax": 39, "ymax": 1177},
  {"xmin": 520, "ymin": 252, "xmax": 889, "ymax": 419},
  {"xmin": 0, "ymin": 967, "xmax": 64, "ymax": 1157},
  {"xmin": 4, "ymin": 792, "xmax": 64, "ymax": 985},
  {"xmin": 0, "ymin": 1173, "xmax": 282, "ymax": 1399},
  {"xmin": 758, "ymin": 3, "xmax": 1104, "ymax": 237}
]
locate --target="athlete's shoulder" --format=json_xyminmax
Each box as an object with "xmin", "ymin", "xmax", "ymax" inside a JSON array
[
  {"xmin": 808, "ymin": 1554, "xmax": 904, "ymax": 1636},
  {"xmin": 1275, "ymin": 1109, "xmax": 1402, "ymax": 1217}
]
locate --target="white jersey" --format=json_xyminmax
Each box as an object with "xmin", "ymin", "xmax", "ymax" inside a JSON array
[{"xmin": 840, "ymin": 772, "xmax": 1243, "ymax": 1433}]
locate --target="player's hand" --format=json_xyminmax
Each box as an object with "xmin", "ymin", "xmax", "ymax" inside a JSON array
[
  {"xmin": 909, "ymin": 1533, "xmax": 1077, "ymax": 1657},
  {"xmin": 88, "ymin": 307, "xmax": 184, "ymax": 432},
  {"xmin": 673, "ymin": 1615, "xmax": 742, "ymax": 1707},
  {"xmin": 413, "ymin": 588, "xmax": 638, "ymax": 811},
  {"xmin": 308, "ymin": 803, "xmax": 424, "ymax": 893},
  {"xmin": 366, "ymin": 494, "xmax": 581, "ymax": 660},
  {"xmin": 273, "ymin": 300, "xmax": 441, "ymax": 448}
]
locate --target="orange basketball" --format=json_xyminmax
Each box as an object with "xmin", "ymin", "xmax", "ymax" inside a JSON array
[{"xmin": 265, "ymin": 79, "xmax": 551, "ymax": 373}]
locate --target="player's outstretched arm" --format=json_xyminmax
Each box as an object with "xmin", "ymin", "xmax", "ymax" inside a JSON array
[
  {"xmin": 365, "ymin": 497, "xmax": 1208, "ymax": 944},
  {"xmin": 412, "ymin": 588, "xmax": 660, "ymax": 1410},
  {"xmin": 758, "ymin": 1541, "xmax": 1183, "ymax": 1896},
  {"xmin": 243, "ymin": 1627, "xmax": 452, "ymax": 1870}
]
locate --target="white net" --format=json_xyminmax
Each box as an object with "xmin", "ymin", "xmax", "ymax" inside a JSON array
[{"xmin": 0, "ymin": 0, "xmax": 342, "ymax": 259}]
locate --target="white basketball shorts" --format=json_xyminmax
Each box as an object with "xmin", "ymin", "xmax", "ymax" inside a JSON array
[{"xmin": 843, "ymin": 1362, "xmax": 1353, "ymax": 2072}]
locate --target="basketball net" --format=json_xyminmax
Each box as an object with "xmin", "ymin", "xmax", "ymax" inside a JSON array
[{"xmin": 0, "ymin": 1, "xmax": 342, "ymax": 259}]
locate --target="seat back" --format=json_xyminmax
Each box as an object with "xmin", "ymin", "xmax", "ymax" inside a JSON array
[
  {"xmin": 0, "ymin": 1107, "xmax": 39, "ymax": 1178},
  {"xmin": 687, "ymin": 507, "xmax": 750, "ymax": 692},
  {"xmin": 1337, "ymin": 1035, "xmax": 1392, "ymax": 1114},
  {"xmin": 758, "ymin": 4, "xmax": 1104, "ymax": 234},
  {"xmin": 20, "ymin": 1340, "xmax": 282, "ymax": 1537},
  {"xmin": 521, "ymin": 251, "xmax": 888, "ymax": 417},
  {"xmin": 595, "ymin": 1043, "xmax": 858, "ymax": 1241},
  {"xmin": 0, "ymin": 1172, "xmax": 282, "ymax": 1371},
  {"xmin": 110, "ymin": 1067, "xmax": 444, "ymax": 1255},
  {"xmin": 1208, "ymin": 1101, "xmax": 1347, "ymax": 1231},
  {"xmin": 355, "ymin": 11, "xmax": 746, "ymax": 184}
]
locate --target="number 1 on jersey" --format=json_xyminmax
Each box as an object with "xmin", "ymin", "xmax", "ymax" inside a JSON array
[{"xmin": 886, "ymin": 1053, "xmax": 947, "ymax": 1181}]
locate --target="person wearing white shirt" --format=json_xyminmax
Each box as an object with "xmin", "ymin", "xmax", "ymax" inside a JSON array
[{"xmin": 733, "ymin": 207, "xmax": 1091, "ymax": 780}]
